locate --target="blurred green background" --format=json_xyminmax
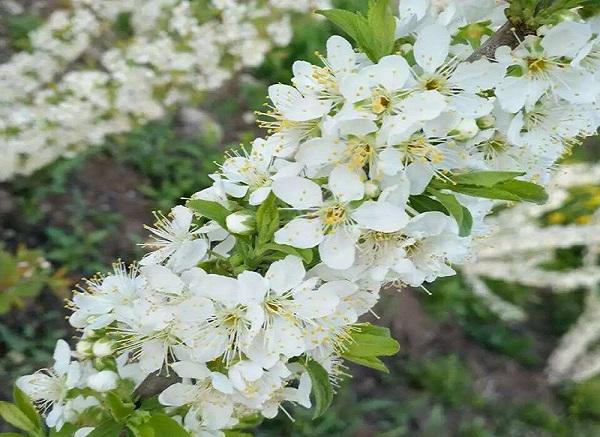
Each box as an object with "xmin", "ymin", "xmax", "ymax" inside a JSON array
[{"xmin": 2, "ymin": 1, "xmax": 600, "ymax": 435}]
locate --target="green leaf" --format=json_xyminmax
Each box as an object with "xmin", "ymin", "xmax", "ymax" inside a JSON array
[
  {"xmin": 450, "ymin": 171, "xmax": 526, "ymax": 187},
  {"xmin": 13, "ymin": 386, "xmax": 42, "ymax": 431},
  {"xmin": 367, "ymin": 0, "xmax": 396, "ymax": 61},
  {"xmin": 318, "ymin": 0, "xmax": 396, "ymax": 62},
  {"xmin": 429, "ymin": 190, "xmax": 473, "ymax": 237},
  {"xmin": 0, "ymin": 433, "xmax": 27, "ymax": 436},
  {"xmin": 342, "ymin": 323, "xmax": 400, "ymax": 358},
  {"xmin": 494, "ymin": 179, "xmax": 549, "ymax": 204},
  {"xmin": 106, "ymin": 391, "xmax": 135, "ymax": 423},
  {"xmin": 224, "ymin": 432, "xmax": 253, "ymax": 437},
  {"xmin": 255, "ymin": 193, "xmax": 279, "ymax": 245},
  {"xmin": 0, "ymin": 402, "xmax": 38, "ymax": 435},
  {"xmin": 186, "ymin": 199, "xmax": 230, "ymax": 229},
  {"xmin": 408, "ymin": 195, "xmax": 447, "ymax": 214},
  {"xmin": 302, "ymin": 358, "xmax": 334, "ymax": 419},
  {"xmin": 87, "ymin": 420, "xmax": 124, "ymax": 437},
  {"xmin": 49, "ymin": 424, "xmax": 78, "ymax": 437},
  {"xmin": 341, "ymin": 323, "xmax": 400, "ymax": 373},
  {"xmin": 142, "ymin": 414, "xmax": 190, "ymax": 437},
  {"xmin": 316, "ymin": 9, "xmax": 364, "ymax": 42},
  {"xmin": 343, "ymin": 354, "xmax": 390, "ymax": 373},
  {"xmin": 260, "ymin": 243, "xmax": 314, "ymax": 264}
]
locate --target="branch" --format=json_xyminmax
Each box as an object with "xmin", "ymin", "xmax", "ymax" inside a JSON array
[
  {"xmin": 134, "ymin": 371, "xmax": 180, "ymax": 400},
  {"xmin": 466, "ymin": 21, "xmax": 525, "ymax": 62}
]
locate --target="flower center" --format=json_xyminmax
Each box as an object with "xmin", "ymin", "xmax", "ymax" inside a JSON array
[
  {"xmin": 371, "ymin": 93, "xmax": 391, "ymax": 114},
  {"xmin": 322, "ymin": 204, "xmax": 347, "ymax": 227},
  {"xmin": 526, "ymin": 57, "xmax": 549, "ymax": 74},
  {"xmin": 402, "ymin": 135, "xmax": 445, "ymax": 164},
  {"xmin": 348, "ymin": 141, "xmax": 373, "ymax": 169}
]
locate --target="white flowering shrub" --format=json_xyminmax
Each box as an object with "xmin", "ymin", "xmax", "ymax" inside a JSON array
[
  {"xmin": 4, "ymin": 0, "xmax": 600, "ymax": 436},
  {"xmin": 0, "ymin": 0, "xmax": 330, "ymax": 181},
  {"xmin": 463, "ymin": 162, "xmax": 600, "ymax": 382}
]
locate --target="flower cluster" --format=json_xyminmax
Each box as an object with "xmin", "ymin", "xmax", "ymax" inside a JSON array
[
  {"xmin": 462, "ymin": 162, "xmax": 600, "ymax": 382},
  {"xmin": 0, "ymin": 0, "xmax": 330, "ymax": 181},
  {"xmin": 12, "ymin": 1, "xmax": 600, "ymax": 436}
]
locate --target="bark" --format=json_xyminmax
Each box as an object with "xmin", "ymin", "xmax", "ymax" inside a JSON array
[{"xmin": 466, "ymin": 21, "xmax": 526, "ymax": 62}]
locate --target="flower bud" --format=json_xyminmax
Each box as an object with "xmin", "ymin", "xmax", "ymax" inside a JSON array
[
  {"xmin": 226, "ymin": 211, "xmax": 256, "ymax": 235},
  {"xmin": 451, "ymin": 119, "xmax": 479, "ymax": 141},
  {"xmin": 365, "ymin": 181, "xmax": 381, "ymax": 198},
  {"xmin": 87, "ymin": 370, "xmax": 118, "ymax": 392},
  {"xmin": 76, "ymin": 340, "xmax": 93, "ymax": 358},
  {"xmin": 476, "ymin": 115, "xmax": 495, "ymax": 130},
  {"xmin": 92, "ymin": 339, "xmax": 114, "ymax": 358}
]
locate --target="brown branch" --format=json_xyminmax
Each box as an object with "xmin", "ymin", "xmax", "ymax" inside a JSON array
[
  {"xmin": 466, "ymin": 21, "xmax": 526, "ymax": 62},
  {"xmin": 134, "ymin": 371, "xmax": 181, "ymax": 400}
]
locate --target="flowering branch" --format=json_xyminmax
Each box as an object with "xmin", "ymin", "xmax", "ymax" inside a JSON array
[{"xmin": 7, "ymin": 1, "xmax": 600, "ymax": 436}]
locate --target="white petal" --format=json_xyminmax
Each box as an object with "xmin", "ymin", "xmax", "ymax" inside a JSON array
[
  {"xmin": 406, "ymin": 162, "xmax": 434, "ymax": 195},
  {"xmin": 249, "ymin": 187, "xmax": 272, "ymax": 205},
  {"xmin": 140, "ymin": 340, "xmax": 165, "ymax": 374},
  {"xmin": 272, "ymin": 176, "xmax": 323, "ymax": 209},
  {"xmin": 167, "ymin": 239, "xmax": 208, "ymax": 272},
  {"xmin": 541, "ymin": 21, "xmax": 592, "ymax": 58},
  {"xmin": 268, "ymin": 84, "xmax": 331, "ymax": 121},
  {"xmin": 266, "ymin": 255, "xmax": 306, "ymax": 294},
  {"xmin": 451, "ymin": 60, "xmax": 506, "ymax": 93},
  {"xmin": 171, "ymin": 361, "xmax": 211, "ymax": 379},
  {"xmin": 274, "ymin": 218, "xmax": 324, "ymax": 249},
  {"xmin": 398, "ymin": 91, "xmax": 447, "ymax": 122},
  {"xmin": 211, "ymin": 372, "xmax": 234, "ymax": 394},
  {"xmin": 319, "ymin": 230, "xmax": 356, "ymax": 270},
  {"xmin": 328, "ymin": 165, "xmax": 364, "ymax": 202},
  {"xmin": 158, "ymin": 383, "xmax": 196, "ymax": 407},
  {"xmin": 53, "ymin": 340, "xmax": 72, "ymax": 376},
  {"xmin": 414, "ymin": 24, "xmax": 451, "ymax": 73},
  {"xmin": 352, "ymin": 201, "xmax": 409, "ymax": 232},
  {"xmin": 296, "ymin": 137, "xmax": 345, "ymax": 167},
  {"xmin": 294, "ymin": 282, "xmax": 340, "ymax": 319},
  {"xmin": 326, "ymin": 36, "xmax": 356, "ymax": 75},
  {"xmin": 237, "ymin": 271, "xmax": 269, "ymax": 304},
  {"xmin": 170, "ymin": 206, "xmax": 194, "ymax": 235},
  {"xmin": 405, "ymin": 211, "xmax": 450, "ymax": 236},
  {"xmin": 365, "ymin": 55, "xmax": 410, "ymax": 90},
  {"xmin": 140, "ymin": 265, "xmax": 184, "ymax": 295}
]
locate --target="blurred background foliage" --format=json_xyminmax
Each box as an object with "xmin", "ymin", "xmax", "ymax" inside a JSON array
[{"xmin": 2, "ymin": 0, "xmax": 600, "ymax": 435}]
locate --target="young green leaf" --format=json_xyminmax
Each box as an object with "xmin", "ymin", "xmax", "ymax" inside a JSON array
[
  {"xmin": 87, "ymin": 420, "xmax": 124, "ymax": 437},
  {"xmin": 259, "ymin": 243, "xmax": 314, "ymax": 265},
  {"xmin": 343, "ymin": 354, "xmax": 390, "ymax": 373},
  {"xmin": 318, "ymin": 0, "xmax": 396, "ymax": 62},
  {"xmin": 494, "ymin": 179, "xmax": 549, "ymax": 204},
  {"xmin": 341, "ymin": 323, "xmax": 400, "ymax": 373},
  {"xmin": 255, "ymin": 193, "xmax": 280, "ymax": 245},
  {"xmin": 316, "ymin": 9, "xmax": 363, "ymax": 42},
  {"xmin": 13, "ymin": 386, "xmax": 42, "ymax": 431},
  {"xmin": 105, "ymin": 391, "xmax": 135, "ymax": 424},
  {"xmin": 429, "ymin": 190, "xmax": 473, "ymax": 237},
  {"xmin": 0, "ymin": 402, "xmax": 40, "ymax": 436},
  {"xmin": 367, "ymin": 0, "xmax": 397, "ymax": 61},
  {"xmin": 186, "ymin": 199, "xmax": 230, "ymax": 229},
  {"xmin": 450, "ymin": 171, "xmax": 526, "ymax": 187},
  {"xmin": 142, "ymin": 414, "xmax": 191, "ymax": 437},
  {"xmin": 302, "ymin": 357, "xmax": 334, "ymax": 419}
]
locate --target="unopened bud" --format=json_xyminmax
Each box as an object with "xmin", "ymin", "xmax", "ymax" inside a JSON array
[
  {"xmin": 365, "ymin": 181, "xmax": 381, "ymax": 198},
  {"xmin": 87, "ymin": 370, "xmax": 118, "ymax": 392},
  {"xmin": 226, "ymin": 211, "xmax": 256, "ymax": 235},
  {"xmin": 76, "ymin": 340, "xmax": 93, "ymax": 358},
  {"xmin": 476, "ymin": 115, "xmax": 495, "ymax": 130},
  {"xmin": 451, "ymin": 119, "xmax": 479, "ymax": 141},
  {"xmin": 92, "ymin": 339, "xmax": 114, "ymax": 358}
]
